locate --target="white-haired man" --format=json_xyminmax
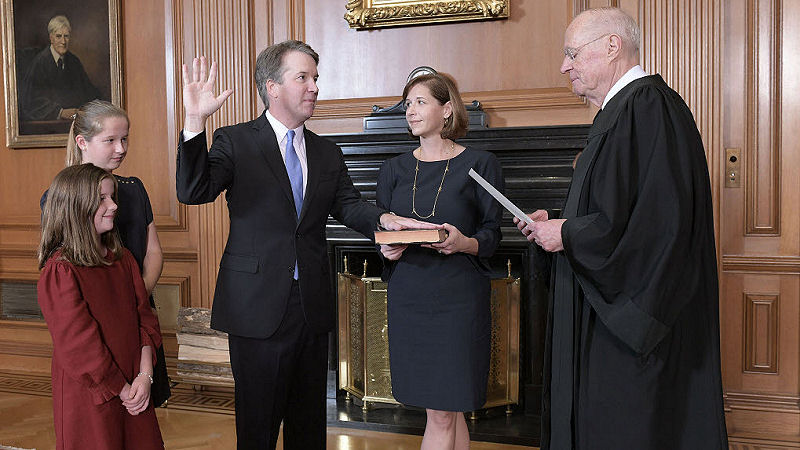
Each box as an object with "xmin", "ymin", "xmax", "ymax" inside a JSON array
[{"xmin": 517, "ymin": 8, "xmax": 728, "ymax": 449}]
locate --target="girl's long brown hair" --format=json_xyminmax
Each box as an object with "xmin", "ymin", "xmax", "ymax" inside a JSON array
[{"xmin": 38, "ymin": 164, "xmax": 123, "ymax": 269}]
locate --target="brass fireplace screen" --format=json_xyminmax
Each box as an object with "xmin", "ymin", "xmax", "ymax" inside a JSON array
[{"xmin": 337, "ymin": 259, "xmax": 520, "ymax": 413}]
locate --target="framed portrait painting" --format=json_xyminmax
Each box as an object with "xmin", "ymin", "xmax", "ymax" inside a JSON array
[{"xmin": 1, "ymin": 0, "xmax": 122, "ymax": 148}]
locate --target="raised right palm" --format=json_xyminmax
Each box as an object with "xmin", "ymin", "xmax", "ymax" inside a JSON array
[{"xmin": 182, "ymin": 56, "xmax": 233, "ymax": 130}]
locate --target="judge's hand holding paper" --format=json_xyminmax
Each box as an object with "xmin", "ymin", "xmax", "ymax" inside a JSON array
[
  {"xmin": 515, "ymin": 213, "xmax": 566, "ymax": 252},
  {"xmin": 467, "ymin": 167, "xmax": 566, "ymax": 252}
]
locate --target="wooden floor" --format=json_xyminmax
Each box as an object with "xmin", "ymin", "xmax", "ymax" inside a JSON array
[{"xmin": 0, "ymin": 391, "xmax": 536, "ymax": 449}]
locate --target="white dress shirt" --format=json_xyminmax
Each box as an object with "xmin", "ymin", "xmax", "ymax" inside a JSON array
[
  {"xmin": 50, "ymin": 46, "xmax": 63, "ymax": 65},
  {"xmin": 264, "ymin": 110, "xmax": 308, "ymax": 195},
  {"xmin": 602, "ymin": 65, "xmax": 648, "ymax": 109}
]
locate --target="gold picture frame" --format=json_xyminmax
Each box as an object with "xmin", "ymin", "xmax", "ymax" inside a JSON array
[
  {"xmin": 345, "ymin": 0, "xmax": 509, "ymax": 30},
  {"xmin": 1, "ymin": 0, "xmax": 123, "ymax": 148}
]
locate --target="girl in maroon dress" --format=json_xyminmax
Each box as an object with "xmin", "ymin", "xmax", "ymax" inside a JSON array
[{"xmin": 37, "ymin": 163, "xmax": 164, "ymax": 449}]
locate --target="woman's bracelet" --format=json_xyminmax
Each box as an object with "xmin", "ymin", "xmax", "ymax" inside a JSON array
[{"xmin": 137, "ymin": 372, "xmax": 153, "ymax": 385}]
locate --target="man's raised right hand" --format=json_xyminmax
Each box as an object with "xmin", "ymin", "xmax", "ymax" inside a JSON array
[{"xmin": 182, "ymin": 56, "xmax": 234, "ymax": 132}]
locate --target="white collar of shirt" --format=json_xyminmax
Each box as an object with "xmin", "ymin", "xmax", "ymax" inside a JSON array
[
  {"xmin": 601, "ymin": 65, "xmax": 648, "ymax": 109},
  {"xmin": 265, "ymin": 109, "xmax": 308, "ymax": 194},
  {"xmin": 50, "ymin": 46, "xmax": 63, "ymax": 65}
]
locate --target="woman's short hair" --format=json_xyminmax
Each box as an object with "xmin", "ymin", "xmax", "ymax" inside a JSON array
[
  {"xmin": 38, "ymin": 163, "xmax": 123, "ymax": 269},
  {"xmin": 254, "ymin": 40, "xmax": 319, "ymax": 109},
  {"xmin": 402, "ymin": 73, "xmax": 468, "ymax": 140},
  {"xmin": 66, "ymin": 100, "xmax": 129, "ymax": 167}
]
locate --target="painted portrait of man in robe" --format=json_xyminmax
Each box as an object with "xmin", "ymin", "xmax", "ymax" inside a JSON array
[
  {"xmin": 3, "ymin": 0, "xmax": 120, "ymax": 146},
  {"xmin": 18, "ymin": 15, "xmax": 104, "ymax": 126}
]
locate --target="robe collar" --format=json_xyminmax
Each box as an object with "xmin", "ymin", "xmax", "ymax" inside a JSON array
[{"xmin": 601, "ymin": 65, "xmax": 648, "ymax": 110}]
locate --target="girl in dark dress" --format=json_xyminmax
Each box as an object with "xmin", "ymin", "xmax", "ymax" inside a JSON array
[
  {"xmin": 37, "ymin": 164, "xmax": 163, "ymax": 449},
  {"xmin": 41, "ymin": 100, "xmax": 170, "ymax": 406},
  {"xmin": 377, "ymin": 73, "xmax": 503, "ymax": 449}
]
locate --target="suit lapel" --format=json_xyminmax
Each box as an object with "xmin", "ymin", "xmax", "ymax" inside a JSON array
[
  {"xmin": 298, "ymin": 129, "xmax": 321, "ymax": 224},
  {"xmin": 251, "ymin": 115, "xmax": 295, "ymax": 208}
]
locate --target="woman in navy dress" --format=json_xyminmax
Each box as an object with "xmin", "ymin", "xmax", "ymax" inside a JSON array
[{"xmin": 377, "ymin": 73, "xmax": 503, "ymax": 449}]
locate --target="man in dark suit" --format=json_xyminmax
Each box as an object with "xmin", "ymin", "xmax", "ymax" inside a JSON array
[{"xmin": 177, "ymin": 40, "xmax": 430, "ymax": 449}]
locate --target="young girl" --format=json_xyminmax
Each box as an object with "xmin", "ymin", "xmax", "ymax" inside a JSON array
[
  {"xmin": 38, "ymin": 163, "xmax": 164, "ymax": 449},
  {"xmin": 41, "ymin": 99, "xmax": 170, "ymax": 406}
]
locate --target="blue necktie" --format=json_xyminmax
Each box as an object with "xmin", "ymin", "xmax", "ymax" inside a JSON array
[
  {"xmin": 285, "ymin": 130, "xmax": 303, "ymax": 217},
  {"xmin": 285, "ymin": 129, "xmax": 303, "ymax": 279}
]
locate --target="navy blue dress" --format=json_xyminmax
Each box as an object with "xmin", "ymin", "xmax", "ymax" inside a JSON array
[{"xmin": 376, "ymin": 148, "xmax": 503, "ymax": 411}]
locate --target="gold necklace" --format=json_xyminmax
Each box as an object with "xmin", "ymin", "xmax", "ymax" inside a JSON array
[{"xmin": 411, "ymin": 141, "xmax": 454, "ymax": 219}]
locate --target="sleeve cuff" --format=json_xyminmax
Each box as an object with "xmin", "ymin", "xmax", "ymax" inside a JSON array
[
  {"xmin": 88, "ymin": 366, "xmax": 127, "ymax": 405},
  {"xmin": 577, "ymin": 273, "xmax": 670, "ymax": 356},
  {"xmin": 140, "ymin": 328, "xmax": 161, "ymax": 352},
  {"xmin": 182, "ymin": 129, "xmax": 203, "ymax": 142}
]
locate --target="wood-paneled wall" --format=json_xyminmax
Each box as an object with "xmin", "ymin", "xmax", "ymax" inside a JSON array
[
  {"xmin": 721, "ymin": 0, "xmax": 800, "ymax": 446},
  {"xmin": 1, "ymin": 0, "xmax": 798, "ymax": 446},
  {"xmin": 304, "ymin": 0, "xmax": 592, "ymax": 134}
]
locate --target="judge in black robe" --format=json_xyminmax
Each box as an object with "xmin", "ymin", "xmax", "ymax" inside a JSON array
[{"xmin": 518, "ymin": 8, "xmax": 728, "ymax": 449}]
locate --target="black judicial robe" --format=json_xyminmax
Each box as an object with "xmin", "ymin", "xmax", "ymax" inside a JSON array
[
  {"xmin": 20, "ymin": 48, "xmax": 101, "ymax": 121},
  {"xmin": 542, "ymin": 75, "xmax": 728, "ymax": 449}
]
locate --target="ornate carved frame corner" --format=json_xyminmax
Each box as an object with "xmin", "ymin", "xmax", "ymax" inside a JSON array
[{"xmin": 345, "ymin": 0, "xmax": 509, "ymax": 30}]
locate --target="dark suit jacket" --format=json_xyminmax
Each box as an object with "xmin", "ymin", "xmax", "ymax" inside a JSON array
[{"xmin": 177, "ymin": 113, "xmax": 383, "ymax": 338}]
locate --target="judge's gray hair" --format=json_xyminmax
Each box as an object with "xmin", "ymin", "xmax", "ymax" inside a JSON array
[
  {"xmin": 254, "ymin": 40, "xmax": 319, "ymax": 109},
  {"xmin": 578, "ymin": 7, "xmax": 640, "ymax": 55},
  {"xmin": 48, "ymin": 15, "xmax": 71, "ymax": 34}
]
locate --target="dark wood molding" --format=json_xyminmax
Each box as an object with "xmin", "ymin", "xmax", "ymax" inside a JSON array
[
  {"xmin": 744, "ymin": 0, "xmax": 782, "ymax": 236},
  {"xmin": 0, "ymin": 339, "xmax": 51, "ymax": 358},
  {"xmin": 722, "ymin": 255, "xmax": 800, "ymax": 274},
  {"xmin": 743, "ymin": 293, "xmax": 779, "ymax": 374},
  {"xmin": 314, "ymin": 88, "xmax": 586, "ymax": 121},
  {"xmin": 162, "ymin": 250, "xmax": 199, "ymax": 262},
  {"xmin": 725, "ymin": 391, "xmax": 800, "ymax": 413}
]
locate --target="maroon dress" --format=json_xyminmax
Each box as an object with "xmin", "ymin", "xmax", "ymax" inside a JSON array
[{"xmin": 37, "ymin": 248, "xmax": 163, "ymax": 449}]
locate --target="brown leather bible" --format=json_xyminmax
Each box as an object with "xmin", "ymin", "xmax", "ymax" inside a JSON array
[{"xmin": 374, "ymin": 229, "xmax": 448, "ymax": 245}]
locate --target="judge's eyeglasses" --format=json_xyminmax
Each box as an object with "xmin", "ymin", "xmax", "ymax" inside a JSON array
[{"xmin": 563, "ymin": 34, "xmax": 611, "ymax": 61}]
